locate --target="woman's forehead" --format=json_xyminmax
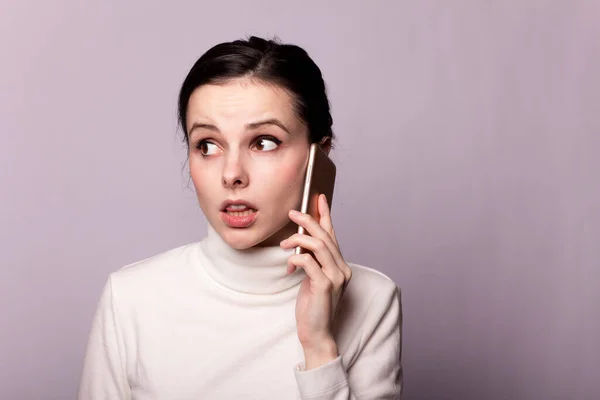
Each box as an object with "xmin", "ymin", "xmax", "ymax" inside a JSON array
[{"xmin": 187, "ymin": 79, "xmax": 301, "ymax": 131}]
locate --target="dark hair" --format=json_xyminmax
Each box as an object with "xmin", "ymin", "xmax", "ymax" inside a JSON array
[{"xmin": 177, "ymin": 36, "xmax": 334, "ymax": 150}]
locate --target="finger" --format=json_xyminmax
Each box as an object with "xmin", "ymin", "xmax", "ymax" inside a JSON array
[
  {"xmin": 289, "ymin": 209, "xmax": 325, "ymax": 239},
  {"xmin": 282, "ymin": 233, "xmax": 336, "ymax": 268},
  {"xmin": 290, "ymin": 208, "xmax": 339, "ymax": 253},
  {"xmin": 318, "ymin": 194, "xmax": 340, "ymax": 247},
  {"xmin": 281, "ymin": 234, "xmax": 345, "ymax": 286},
  {"xmin": 288, "ymin": 253, "xmax": 333, "ymax": 291},
  {"xmin": 288, "ymin": 208, "xmax": 349, "ymax": 280},
  {"xmin": 337, "ymin": 263, "xmax": 353, "ymax": 286},
  {"xmin": 317, "ymin": 194, "xmax": 335, "ymax": 238}
]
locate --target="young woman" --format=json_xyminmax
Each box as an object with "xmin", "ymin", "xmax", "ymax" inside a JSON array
[{"xmin": 78, "ymin": 36, "xmax": 403, "ymax": 399}]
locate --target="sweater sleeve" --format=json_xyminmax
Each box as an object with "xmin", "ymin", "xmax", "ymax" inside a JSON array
[
  {"xmin": 78, "ymin": 276, "xmax": 131, "ymax": 400},
  {"xmin": 293, "ymin": 282, "xmax": 403, "ymax": 399}
]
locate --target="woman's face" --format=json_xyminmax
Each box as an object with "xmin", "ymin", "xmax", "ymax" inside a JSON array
[{"xmin": 187, "ymin": 78, "xmax": 310, "ymax": 249}]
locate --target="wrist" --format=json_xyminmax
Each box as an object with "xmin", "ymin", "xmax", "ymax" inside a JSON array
[{"xmin": 302, "ymin": 338, "xmax": 339, "ymax": 370}]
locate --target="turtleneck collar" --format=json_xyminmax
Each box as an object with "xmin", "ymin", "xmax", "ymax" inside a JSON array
[{"xmin": 197, "ymin": 224, "xmax": 306, "ymax": 295}]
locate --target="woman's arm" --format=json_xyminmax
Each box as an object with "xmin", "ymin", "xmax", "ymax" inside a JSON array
[
  {"xmin": 282, "ymin": 195, "xmax": 402, "ymax": 399},
  {"xmin": 78, "ymin": 276, "xmax": 131, "ymax": 400},
  {"xmin": 293, "ymin": 282, "xmax": 403, "ymax": 399}
]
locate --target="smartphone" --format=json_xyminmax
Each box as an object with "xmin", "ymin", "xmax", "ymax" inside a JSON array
[{"xmin": 294, "ymin": 143, "xmax": 337, "ymax": 255}]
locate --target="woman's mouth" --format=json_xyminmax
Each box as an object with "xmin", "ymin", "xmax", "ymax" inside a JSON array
[
  {"xmin": 225, "ymin": 208, "xmax": 256, "ymax": 217},
  {"xmin": 220, "ymin": 205, "xmax": 258, "ymax": 228}
]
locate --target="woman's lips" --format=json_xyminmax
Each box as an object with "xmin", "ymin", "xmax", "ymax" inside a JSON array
[{"xmin": 220, "ymin": 209, "xmax": 258, "ymax": 228}]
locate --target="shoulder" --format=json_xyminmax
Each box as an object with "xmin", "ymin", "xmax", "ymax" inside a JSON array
[
  {"xmin": 346, "ymin": 262, "xmax": 401, "ymax": 304},
  {"xmin": 334, "ymin": 262, "xmax": 402, "ymax": 355},
  {"xmin": 105, "ymin": 241, "xmax": 201, "ymax": 300},
  {"xmin": 339, "ymin": 261, "xmax": 402, "ymax": 328}
]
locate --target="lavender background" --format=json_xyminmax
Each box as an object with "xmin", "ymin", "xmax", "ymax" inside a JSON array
[{"xmin": 1, "ymin": 1, "xmax": 598, "ymax": 399}]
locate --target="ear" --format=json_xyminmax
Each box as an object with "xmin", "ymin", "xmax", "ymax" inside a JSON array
[{"xmin": 318, "ymin": 136, "xmax": 332, "ymax": 155}]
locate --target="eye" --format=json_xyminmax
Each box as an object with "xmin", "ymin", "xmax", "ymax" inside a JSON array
[
  {"xmin": 253, "ymin": 136, "xmax": 282, "ymax": 152},
  {"xmin": 196, "ymin": 140, "xmax": 220, "ymax": 156}
]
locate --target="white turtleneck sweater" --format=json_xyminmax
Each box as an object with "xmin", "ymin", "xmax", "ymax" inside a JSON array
[{"xmin": 78, "ymin": 226, "xmax": 403, "ymax": 399}]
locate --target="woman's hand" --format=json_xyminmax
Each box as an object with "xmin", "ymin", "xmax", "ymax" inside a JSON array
[{"xmin": 279, "ymin": 194, "xmax": 353, "ymax": 370}]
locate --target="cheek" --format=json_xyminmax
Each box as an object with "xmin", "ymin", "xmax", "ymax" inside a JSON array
[
  {"xmin": 269, "ymin": 161, "xmax": 305, "ymax": 203},
  {"xmin": 279, "ymin": 163, "xmax": 302, "ymax": 183},
  {"xmin": 190, "ymin": 163, "xmax": 217, "ymax": 205},
  {"xmin": 269, "ymin": 149, "xmax": 308, "ymax": 199}
]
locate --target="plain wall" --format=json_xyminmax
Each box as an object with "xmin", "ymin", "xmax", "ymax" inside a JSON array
[{"xmin": 1, "ymin": 1, "xmax": 598, "ymax": 399}]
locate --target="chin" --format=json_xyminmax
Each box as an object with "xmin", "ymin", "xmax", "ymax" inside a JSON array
[
  {"xmin": 216, "ymin": 225, "xmax": 269, "ymax": 250},
  {"xmin": 217, "ymin": 220, "xmax": 292, "ymax": 250},
  {"xmin": 218, "ymin": 230, "xmax": 258, "ymax": 250}
]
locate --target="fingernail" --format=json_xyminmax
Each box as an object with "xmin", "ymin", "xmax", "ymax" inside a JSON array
[{"xmin": 289, "ymin": 209, "xmax": 300, "ymax": 216}]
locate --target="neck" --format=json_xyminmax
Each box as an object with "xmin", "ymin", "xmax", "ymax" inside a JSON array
[{"xmin": 198, "ymin": 225, "xmax": 306, "ymax": 294}]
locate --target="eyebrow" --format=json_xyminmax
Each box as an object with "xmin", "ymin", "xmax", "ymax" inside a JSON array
[{"xmin": 188, "ymin": 118, "xmax": 291, "ymax": 136}]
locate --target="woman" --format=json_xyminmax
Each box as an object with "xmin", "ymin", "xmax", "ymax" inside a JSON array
[{"xmin": 78, "ymin": 36, "xmax": 403, "ymax": 399}]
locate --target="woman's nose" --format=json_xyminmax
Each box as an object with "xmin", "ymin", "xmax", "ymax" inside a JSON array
[{"xmin": 221, "ymin": 153, "xmax": 249, "ymax": 188}]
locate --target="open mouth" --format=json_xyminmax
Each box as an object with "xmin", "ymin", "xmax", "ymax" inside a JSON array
[
  {"xmin": 219, "ymin": 201, "xmax": 259, "ymax": 228},
  {"xmin": 224, "ymin": 208, "xmax": 257, "ymax": 217}
]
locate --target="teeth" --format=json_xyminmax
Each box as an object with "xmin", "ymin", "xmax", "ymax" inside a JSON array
[
  {"xmin": 228, "ymin": 204, "xmax": 249, "ymax": 210},
  {"xmin": 227, "ymin": 209, "xmax": 255, "ymax": 216}
]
